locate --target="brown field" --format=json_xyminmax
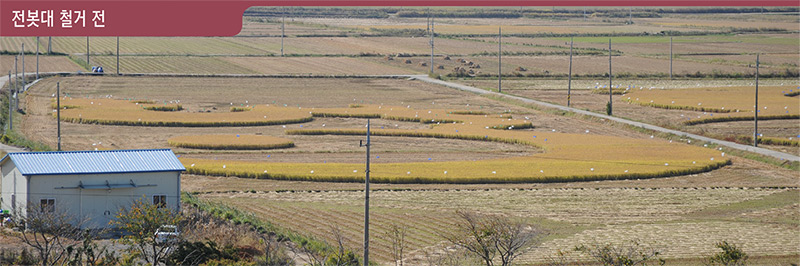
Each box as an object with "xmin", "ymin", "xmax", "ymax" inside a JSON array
[
  {"xmin": 195, "ymin": 185, "xmax": 799, "ymax": 265},
  {"xmin": 0, "ymin": 55, "xmax": 84, "ymax": 75},
  {"xmin": 89, "ymin": 56, "xmax": 258, "ymax": 74},
  {"xmin": 238, "ymin": 18, "xmax": 356, "ymax": 36},
  {"xmin": 220, "ymin": 57, "xmax": 417, "ymax": 75},
  {"xmin": 478, "ymin": 33, "xmax": 800, "ymax": 56},
  {"xmin": 294, "ymin": 17, "xmax": 706, "ymax": 35},
  {"xmin": 237, "ymin": 36, "xmax": 562, "ymax": 56},
  {"xmin": 371, "ymin": 55, "xmax": 762, "ymax": 77}
]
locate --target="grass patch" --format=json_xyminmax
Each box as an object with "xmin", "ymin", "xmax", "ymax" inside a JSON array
[{"xmin": 181, "ymin": 193, "xmax": 337, "ymax": 258}]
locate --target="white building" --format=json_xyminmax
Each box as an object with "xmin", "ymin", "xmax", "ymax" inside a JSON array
[{"xmin": 0, "ymin": 149, "xmax": 185, "ymax": 228}]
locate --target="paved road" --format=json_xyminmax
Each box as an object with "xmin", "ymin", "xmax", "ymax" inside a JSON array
[{"xmin": 412, "ymin": 75, "xmax": 800, "ymax": 162}]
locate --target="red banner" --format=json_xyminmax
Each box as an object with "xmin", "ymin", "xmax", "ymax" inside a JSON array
[{"xmin": 2, "ymin": 0, "xmax": 798, "ymax": 37}]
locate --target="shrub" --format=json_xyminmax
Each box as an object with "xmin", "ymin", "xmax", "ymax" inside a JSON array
[{"xmin": 705, "ymin": 241, "xmax": 748, "ymax": 266}]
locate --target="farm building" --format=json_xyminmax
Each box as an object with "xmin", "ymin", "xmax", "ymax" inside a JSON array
[{"xmin": 0, "ymin": 149, "xmax": 185, "ymax": 228}]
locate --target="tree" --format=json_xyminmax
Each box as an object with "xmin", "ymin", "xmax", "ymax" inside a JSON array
[
  {"xmin": 440, "ymin": 210, "xmax": 542, "ymax": 266},
  {"xmin": 386, "ymin": 222, "xmax": 408, "ymax": 266},
  {"xmin": 705, "ymin": 241, "xmax": 748, "ymax": 266},
  {"xmin": 575, "ymin": 239, "xmax": 665, "ymax": 266},
  {"xmin": 109, "ymin": 197, "xmax": 182, "ymax": 266},
  {"xmin": 11, "ymin": 201, "xmax": 85, "ymax": 266}
]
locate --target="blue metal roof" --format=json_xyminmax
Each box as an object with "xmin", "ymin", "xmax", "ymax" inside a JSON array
[{"xmin": 0, "ymin": 149, "xmax": 185, "ymax": 176}]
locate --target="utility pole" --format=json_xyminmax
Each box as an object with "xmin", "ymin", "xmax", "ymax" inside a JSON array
[
  {"xmin": 86, "ymin": 36, "xmax": 90, "ymax": 67},
  {"xmin": 629, "ymin": 7, "xmax": 633, "ymax": 24},
  {"xmin": 754, "ymin": 54, "xmax": 759, "ymax": 147},
  {"xmin": 14, "ymin": 55, "xmax": 18, "ymax": 111},
  {"xmin": 608, "ymin": 38, "xmax": 613, "ymax": 116},
  {"xmin": 47, "ymin": 36, "xmax": 52, "ymax": 54},
  {"xmin": 21, "ymin": 43, "xmax": 25, "ymax": 91},
  {"xmin": 57, "ymin": 82, "xmax": 61, "ymax": 151},
  {"xmin": 359, "ymin": 119, "xmax": 371, "ymax": 266},
  {"xmin": 117, "ymin": 36, "xmax": 120, "ymax": 74},
  {"xmin": 583, "ymin": 7, "xmax": 586, "ymax": 21},
  {"xmin": 7, "ymin": 71, "xmax": 11, "ymax": 131},
  {"xmin": 281, "ymin": 8, "xmax": 285, "ymax": 57},
  {"xmin": 669, "ymin": 37, "xmax": 673, "ymax": 79},
  {"xmin": 36, "ymin": 37, "xmax": 39, "ymax": 79},
  {"xmin": 498, "ymin": 27, "xmax": 502, "ymax": 93},
  {"xmin": 430, "ymin": 16, "xmax": 434, "ymax": 74},
  {"xmin": 568, "ymin": 37, "xmax": 573, "ymax": 107}
]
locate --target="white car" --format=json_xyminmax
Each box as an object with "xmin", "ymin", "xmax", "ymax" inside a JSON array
[{"xmin": 155, "ymin": 225, "xmax": 180, "ymax": 244}]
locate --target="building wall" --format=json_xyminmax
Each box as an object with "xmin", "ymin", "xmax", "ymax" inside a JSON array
[
  {"xmin": 28, "ymin": 171, "xmax": 180, "ymax": 228},
  {"xmin": 1, "ymin": 160, "xmax": 28, "ymax": 217}
]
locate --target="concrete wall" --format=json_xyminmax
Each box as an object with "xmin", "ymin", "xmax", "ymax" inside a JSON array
[{"xmin": 1, "ymin": 159, "xmax": 28, "ymax": 217}]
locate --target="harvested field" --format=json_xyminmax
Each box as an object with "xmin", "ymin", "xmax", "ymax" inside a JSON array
[
  {"xmin": 297, "ymin": 17, "xmax": 702, "ymax": 35},
  {"xmin": 476, "ymin": 33, "xmax": 800, "ymax": 58},
  {"xmin": 237, "ymin": 36, "xmax": 561, "ymax": 56},
  {"xmin": 197, "ymin": 186, "xmax": 799, "ymax": 265},
  {"xmin": 375, "ymin": 55, "xmax": 761, "ymax": 77},
  {"xmin": 238, "ymin": 19, "xmax": 355, "ymax": 36},
  {"xmin": 0, "ymin": 37, "xmax": 41, "ymax": 53},
  {"xmin": 0, "ymin": 55, "xmax": 84, "ymax": 75},
  {"xmin": 44, "ymin": 37, "xmax": 268, "ymax": 55},
  {"xmin": 220, "ymin": 57, "xmax": 417, "ymax": 75},
  {"xmin": 88, "ymin": 56, "xmax": 258, "ymax": 74}
]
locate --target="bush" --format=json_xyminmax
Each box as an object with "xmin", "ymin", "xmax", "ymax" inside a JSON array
[{"xmin": 705, "ymin": 241, "xmax": 748, "ymax": 266}]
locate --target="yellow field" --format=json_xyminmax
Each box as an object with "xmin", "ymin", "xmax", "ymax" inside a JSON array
[
  {"xmin": 168, "ymin": 134, "xmax": 295, "ymax": 150},
  {"xmin": 56, "ymin": 98, "xmax": 312, "ymax": 127},
  {"xmin": 623, "ymin": 86, "xmax": 800, "ymax": 124},
  {"xmin": 182, "ymin": 105, "xmax": 726, "ymax": 183},
  {"xmin": 56, "ymin": 98, "xmax": 728, "ymax": 183}
]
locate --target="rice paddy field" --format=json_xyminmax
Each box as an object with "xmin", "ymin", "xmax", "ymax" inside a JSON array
[{"xmin": 4, "ymin": 7, "xmax": 800, "ymax": 266}]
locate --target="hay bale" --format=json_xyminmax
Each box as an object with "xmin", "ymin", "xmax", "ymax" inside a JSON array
[
  {"xmin": 515, "ymin": 66, "xmax": 527, "ymax": 72},
  {"xmin": 466, "ymin": 61, "xmax": 474, "ymax": 66},
  {"xmin": 468, "ymin": 69, "xmax": 475, "ymax": 75},
  {"xmin": 385, "ymin": 56, "xmax": 394, "ymax": 61},
  {"xmin": 443, "ymin": 55, "xmax": 451, "ymax": 60},
  {"xmin": 419, "ymin": 62, "xmax": 428, "ymax": 66},
  {"xmin": 473, "ymin": 64, "xmax": 481, "ymax": 69},
  {"xmin": 404, "ymin": 59, "xmax": 412, "ymax": 64},
  {"xmin": 437, "ymin": 65, "xmax": 445, "ymax": 69}
]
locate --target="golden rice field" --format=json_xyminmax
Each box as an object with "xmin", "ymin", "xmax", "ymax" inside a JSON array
[
  {"xmin": 55, "ymin": 97, "xmax": 728, "ymax": 183},
  {"xmin": 168, "ymin": 134, "xmax": 295, "ymax": 150},
  {"xmin": 177, "ymin": 105, "xmax": 728, "ymax": 183},
  {"xmin": 623, "ymin": 86, "xmax": 800, "ymax": 125},
  {"xmin": 57, "ymin": 98, "xmax": 312, "ymax": 127}
]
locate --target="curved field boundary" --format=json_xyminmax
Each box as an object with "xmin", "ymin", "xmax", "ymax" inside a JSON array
[
  {"xmin": 57, "ymin": 98, "xmax": 313, "ymax": 127},
  {"xmin": 411, "ymin": 75, "xmax": 800, "ymax": 162},
  {"xmin": 622, "ymin": 98, "xmax": 731, "ymax": 113},
  {"xmin": 168, "ymin": 135, "xmax": 295, "ymax": 150},
  {"xmin": 684, "ymin": 114, "xmax": 799, "ymax": 125},
  {"xmin": 623, "ymin": 85, "xmax": 799, "ymax": 124},
  {"xmin": 180, "ymin": 104, "xmax": 730, "ymax": 184}
]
